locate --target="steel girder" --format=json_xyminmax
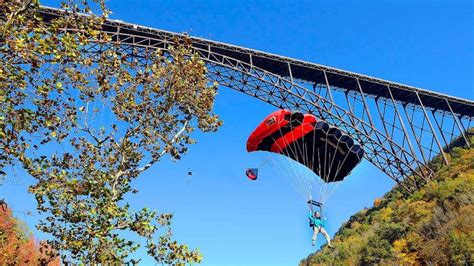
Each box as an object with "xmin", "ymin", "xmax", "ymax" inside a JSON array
[{"xmin": 36, "ymin": 7, "xmax": 474, "ymax": 192}]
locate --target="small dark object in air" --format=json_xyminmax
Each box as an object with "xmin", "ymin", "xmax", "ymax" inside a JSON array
[
  {"xmin": 246, "ymin": 168, "xmax": 258, "ymax": 180},
  {"xmin": 0, "ymin": 199, "xmax": 7, "ymax": 212}
]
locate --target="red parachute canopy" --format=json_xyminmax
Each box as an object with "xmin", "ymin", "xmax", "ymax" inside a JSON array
[{"xmin": 246, "ymin": 109, "xmax": 364, "ymax": 183}]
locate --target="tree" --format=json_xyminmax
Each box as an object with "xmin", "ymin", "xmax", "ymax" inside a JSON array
[
  {"xmin": 1, "ymin": 0, "xmax": 221, "ymax": 263},
  {"xmin": 1, "ymin": 0, "xmax": 107, "ymax": 178},
  {"xmin": 0, "ymin": 205, "xmax": 60, "ymax": 265}
]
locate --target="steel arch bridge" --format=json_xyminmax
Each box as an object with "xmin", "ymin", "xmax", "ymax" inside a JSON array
[{"xmin": 39, "ymin": 7, "xmax": 474, "ymax": 192}]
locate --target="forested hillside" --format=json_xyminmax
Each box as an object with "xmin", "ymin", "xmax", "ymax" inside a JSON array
[{"xmin": 300, "ymin": 133, "xmax": 473, "ymax": 265}]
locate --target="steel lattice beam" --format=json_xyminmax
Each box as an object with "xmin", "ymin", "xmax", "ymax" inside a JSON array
[{"xmin": 36, "ymin": 6, "xmax": 474, "ymax": 192}]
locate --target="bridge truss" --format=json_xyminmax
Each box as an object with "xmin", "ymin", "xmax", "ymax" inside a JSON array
[{"xmin": 39, "ymin": 7, "xmax": 474, "ymax": 192}]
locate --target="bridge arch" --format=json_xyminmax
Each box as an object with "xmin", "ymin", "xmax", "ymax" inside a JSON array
[{"xmin": 38, "ymin": 7, "xmax": 474, "ymax": 192}]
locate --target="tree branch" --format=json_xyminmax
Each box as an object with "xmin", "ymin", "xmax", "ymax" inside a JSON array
[
  {"xmin": 1, "ymin": 0, "xmax": 34, "ymax": 38},
  {"xmin": 137, "ymin": 118, "xmax": 190, "ymax": 174}
]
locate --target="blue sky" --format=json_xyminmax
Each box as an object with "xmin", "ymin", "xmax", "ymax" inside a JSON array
[{"xmin": 3, "ymin": 0, "xmax": 473, "ymax": 265}]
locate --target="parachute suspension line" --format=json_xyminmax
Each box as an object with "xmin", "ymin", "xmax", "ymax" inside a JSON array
[
  {"xmin": 310, "ymin": 123, "xmax": 319, "ymax": 203},
  {"xmin": 326, "ymin": 143, "xmax": 342, "ymax": 203},
  {"xmin": 316, "ymin": 146, "xmax": 327, "ymax": 204},
  {"xmin": 334, "ymin": 148, "xmax": 354, "ymax": 178},
  {"xmin": 323, "ymin": 142, "xmax": 359, "ymax": 203},
  {"xmin": 288, "ymin": 126, "xmax": 313, "ymax": 200},
  {"xmin": 288, "ymin": 138, "xmax": 313, "ymax": 200},
  {"xmin": 320, "ymin": 127, "xmax": 360, "ymax": 204},
  {"xmin": 303, "ymin": 132, "xmax": 314, "ymax": 202},
  {"xmin": 269, "ymin": 155, "xmax": 311, "ymax": 200},
  {"xmin": 317, "ymin": 146, "xmax": 324, "ymax": 202},
  {"xmin": 316, "ymin": 141, "xmax": 338, "ymax": 205},
  {"xmin": 291, "ymin": 126, "xmax": 316, "ymax": 200},
  {"xmin": 326, "ymin": 138, "xmax": 341, "ymax": 182},
  {"xmin": 305, "ymin": 128, "xmax": 317, "ymax": 199},
  {"xmin": 258, "ymin": 156, "xmax": 273, "ymax": 168},
  {"xmin": 323, "ymin": 134, "xmax": 342, "ymax": 204},
  {"xmin": 322, "ymin": 133, "xmax": 330, "ymax": 183},
  {"xmin": 324, "ymin": 181, "xmax": 342, "ymax": 205},
  {"xmin": 329, "ymin": 130, "xmax": 354, "ymax": 180},
  {"xmin": 269, "ymin": 127, "xmax": 313, "ymax": 199},
  {"xmin": 321, "ymin": 133, "xmax": 332, "ymax": 203},
  {"xmin": 273, "ymin": 126, "xmax": 309, "ymax": 198}
]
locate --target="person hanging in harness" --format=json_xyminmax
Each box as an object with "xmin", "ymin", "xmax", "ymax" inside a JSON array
[{"xmin": 308, "ymin": 208, "xmax": 333, "ymax": 248}]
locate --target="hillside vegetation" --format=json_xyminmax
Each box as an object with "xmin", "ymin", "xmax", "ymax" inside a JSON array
[
  {"xmin": 0, "ymin": 207, "xmax": 60, "ymax": 265},
  {"xmin": 301, "ymin": 133, "xmax": 473, "ymax": 265}
]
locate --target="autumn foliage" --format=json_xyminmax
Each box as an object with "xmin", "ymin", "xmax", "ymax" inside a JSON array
[
  {"xmin": 0, "ymin": 207, "xmax": 59, "ymax": 265},
  {"xmin": 1, "ymin": 0, "xmax": 219, "ymax": 264},
  {"xmin": 300, "ymin": 132, "xmax": 474, "ymax": 265}
]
